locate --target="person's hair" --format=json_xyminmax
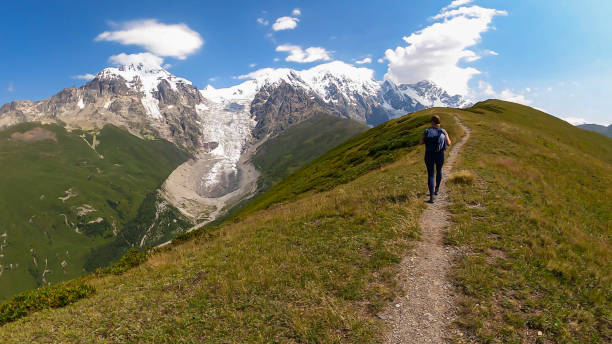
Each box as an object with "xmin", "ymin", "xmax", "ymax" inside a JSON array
[{"xmin": 431, "ymin": 115, "xmax": 441, "ymax": 125}]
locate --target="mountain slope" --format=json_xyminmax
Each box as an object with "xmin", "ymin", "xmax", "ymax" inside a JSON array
[
  {"xmin": 448, "ymin": 100, "xmax": 611, "ymax": 342},
  {"xmin": 0, "ymin": 102, "xmax": 609, "ymax": 343},
  {"xmin": 253, "ymin": 112, "xmax": 368, "ymax": 191},
  {"xmin": 578, "ymin": 123, "xmax": 612, "ymax": 138},
  {"xmin": 0, "ymin": 123, "xmax": 189, "ymax": 299}
]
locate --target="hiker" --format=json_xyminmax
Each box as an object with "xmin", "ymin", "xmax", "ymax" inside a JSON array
[{"xmin": 419, "ymin": 115, "xmax": 451, "ymax": 203}]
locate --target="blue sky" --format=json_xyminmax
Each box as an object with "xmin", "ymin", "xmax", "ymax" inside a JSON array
[{"xmin": 1, "ymin": 0, "xmax": 610, "ymax": 124}]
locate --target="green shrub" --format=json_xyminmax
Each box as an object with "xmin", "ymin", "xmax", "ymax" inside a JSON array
[{"xmin": 0, "ymin": 281, "xmax": 94, "ymax": 326}]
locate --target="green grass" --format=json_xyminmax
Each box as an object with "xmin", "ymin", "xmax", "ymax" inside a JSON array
[
  {"xmin": 0, "ymin": 110, "xmax": 464, "ymax": 343},
  {"xmin": 0, "ymin": 123, "xmax": 189, "ymax": 299},
  {"xmin": 447, "ymin": 100, "xmax": 611, "ymax": 343}
]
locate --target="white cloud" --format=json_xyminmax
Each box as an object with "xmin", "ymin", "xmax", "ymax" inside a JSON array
[
  {"xmin": 377, "ymin": 58, "xmax": 385, "ymax": 63},
  {"xmin": 355, "ymin": 57, "xmax": 372, "ymax": 64},
  {"xmin": 109, "ymin": 52, "xmax": 164, "ymax": 68},
  {"xmin": 498, "ymin": 89, "xmax": 531, "ymax": 105},
  {"xmin": 257, "ymin": 18, "xmax": 269, "ymax": 26},
  {"xmin": 272, "ymin": 16, "xmax": 299, "ymax": 31},
  {"xmin": 475, "ymin": 81, "xmax": 532, "ymax": 105},
  {"xmin": 208, "ymin": 77, "xmax": 217, "ymax": 82},
  {"xmin": 72, "ymin": 73, "xmax": 96, "ymax": 80},
  {"xmin": 525, "ymin": 87, "xmax": 531, "ymax": 92},
  {"xmin": 484, "ymin": 49, "xmax": 499, "ymax": 56},
  {"xmin": 273, "ymin": 57, "xmax": 280, "ymax": 62},
  {"xmin": 7, "ymin": 82, "xmax": 14, "ymax": 92},
  {"xmin": 95, "ymin": 19, "xmax": 203, "ymax": 60},
  {"xmin": 249, "ymin": 63, "xmax": 257, "ymax": 68},
  {"xmin": 276, "ymin": 45, "xmax": 331, "ymax": 63},
  {"xmin": 442, "ymin": 0, "xmax": 474, "ymax": 11},
  {"xmin": 236, "ymin": 68, "xmax": 275, "ymax": 80},
  {"xmin": 562, "ymin": 117, "xmax": 587, "ymax": 125},
  {"xmin": 292, "ymin": 8, "xmax": 301, "ymax": 16},
  {"xmin": 384, "ymin": 3, "xmax": 507, "ymax": 95}
]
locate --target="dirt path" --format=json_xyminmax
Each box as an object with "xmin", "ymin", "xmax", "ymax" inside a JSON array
[{"xmin": 381, "ymin": 116, "xmax": 470, "ymax": 343}]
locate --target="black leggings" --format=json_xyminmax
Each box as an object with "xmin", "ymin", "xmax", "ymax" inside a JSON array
[{"xmin": 425, "ymin": 151, "xmax": 445, "ymax": 196}]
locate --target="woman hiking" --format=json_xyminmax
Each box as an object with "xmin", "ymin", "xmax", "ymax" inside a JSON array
[{"xmin": 419, "ymin": 115, "xmax": 451, "ymax": 203}]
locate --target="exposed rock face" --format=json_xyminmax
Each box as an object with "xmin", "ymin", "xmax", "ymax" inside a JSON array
[
  {"xmin": 218, "ymin": 61, "xmax": 472, "ymax": 138},
  {"xmin": 0, "ymin": 62, "xmax": 206, "ymax": 151},
  {"xmin": 250, "ymin": 81, "xmax": 327, "ymax": 139}
]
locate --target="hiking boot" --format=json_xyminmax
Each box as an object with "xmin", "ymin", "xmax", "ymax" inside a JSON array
[
  {"xmin": 427, "ymin": 195, "xmax": 435, "ymax": 203},
  {"xmin": 434, "ymin": 186, "xmax": 440, "ymax": 195}
]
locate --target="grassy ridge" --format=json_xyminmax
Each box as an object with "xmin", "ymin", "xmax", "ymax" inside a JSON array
[
  {"xmin": 236, "ymin": 113, "xmax": 438, "ymax": 218},
  {"xmin": 0, "ymin": 111, "xmax": 464, "ymax": 342},
  {"xmin": 447, "ymin": 100, "xmax": 611, "ymax": 342},
  {"xmin": 0, "ymin": 123, "xmax": 189, "ymax": 299}
]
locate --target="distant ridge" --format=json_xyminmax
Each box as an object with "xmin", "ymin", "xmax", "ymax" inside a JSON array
[{"xmin": 578, "ymin": 123, "xmax": 612, "ymax": 138}]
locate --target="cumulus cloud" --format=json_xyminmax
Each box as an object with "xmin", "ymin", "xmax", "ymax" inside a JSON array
[
  {"xmin": 272, "ymin": 16, "xmax": 299, "ymax": 31},
  {"xmin": 476, "ymin": 81, "xmax": 532, "ymax": 105},
  {"xmin": 484, "ymin": 49, "xmax": 499, "ymax": 56},
  {"xmin": 292, "ymin": 8, "xmax": 301, "ymax": 16},
  {"xmin": 384, "ymin": 3, "xmax": 507, "ymax": 95},
  {"xmin": 276, "ymin": 45, "xmax": 331, "ymax": 63},
  {"xmin": 95, "ymin": 19, "xmax": 203, "ymax": 60},
  {"xmin": 562, "ymin": 117, "xmax": 587, "ymax": 125},
  {"xmin": 257, "ymin": 18, "xmax": 269, "ymax": 26},
  {"xmin": 355, "ymin": 57, "xmax": 372, "ymax": 64},
  {"xmin": 377, "ymin": 58, "xmax": 385, "ymax": 63},
  {"xmin": 72, "ymin": 73, "xmax": 96, "ymax": 80},
  {"xmin": 249, "ymin": 63, "xmax": 257, "ymax": 68},
  {"xmin": 109, "ymin": 52, "xmax": 164, "ymax": 68},
  {"xmin": 442, "ymin": 0, "xmax": 474, "ymax": 11}
]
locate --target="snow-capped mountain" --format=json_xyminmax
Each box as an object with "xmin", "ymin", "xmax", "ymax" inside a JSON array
[
  {"xmin": 0, "ymin": 61, "xmax": 206, "ymax": 150},
  {"xmin": 0, "ymin": 60, "xmax": 470, "ymax": 224},
  {"xmin": 202, "ymin": 61, "xmax": 471, "ymax": 136}
]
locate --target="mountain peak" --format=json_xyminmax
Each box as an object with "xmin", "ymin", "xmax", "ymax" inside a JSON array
[
  {"xmin": 95, "ymin": 61, "xmax": 192, "ymax": 119},
  {"xmin": 117, "ymin": 61, "xmax": 165, "ymax": 74}
]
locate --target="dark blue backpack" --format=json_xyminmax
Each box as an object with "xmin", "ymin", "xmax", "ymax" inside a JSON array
[{"xmin": 424, "ymin": 127, "xmax": 446, "ymax": 152}]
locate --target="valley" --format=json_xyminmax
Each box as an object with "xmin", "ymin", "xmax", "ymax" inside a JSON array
[{"xmin": 0, "ymin": 123, "xmax": 189, "ymax": 299}]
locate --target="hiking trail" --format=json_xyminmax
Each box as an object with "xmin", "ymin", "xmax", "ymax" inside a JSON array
[{"xmin": 381, "ymin": 116, "xmax": 471, "ymax": 343}]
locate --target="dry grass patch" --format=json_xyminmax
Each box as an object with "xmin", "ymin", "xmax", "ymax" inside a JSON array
[
  {"xmin": 448, "ymin": 170, "xmax": 475, "ymax": 185},
  {"xmin": 10, "ymin": 127, "xmax": 57, "ymax": 142}
]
